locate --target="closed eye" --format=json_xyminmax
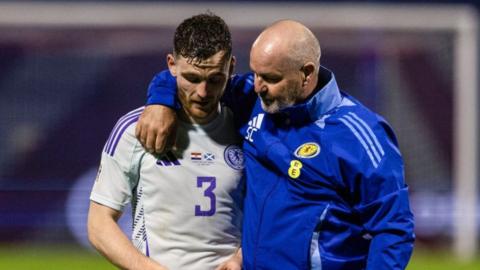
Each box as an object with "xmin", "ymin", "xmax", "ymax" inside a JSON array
[
  {"xmin": 182, "ymin": 73, "xmax": 202, "ymax": 84},
  {"xmin": 261, "ymin": 75, "xmax": 281, "ymax": 84},
  {"xmin": 208, "ymin": 74, "xmax": 226, "ymax": 84}
]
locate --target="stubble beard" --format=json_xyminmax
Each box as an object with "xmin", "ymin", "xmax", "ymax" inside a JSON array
[{"xmin": 259, "ymin": 86, "xmax": 301, "ymax": 114}]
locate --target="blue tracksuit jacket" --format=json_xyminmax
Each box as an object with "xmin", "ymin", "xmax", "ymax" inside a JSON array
[{"xmin": 147, "ymin": 66, "xmax": 415, "ymax": 270}]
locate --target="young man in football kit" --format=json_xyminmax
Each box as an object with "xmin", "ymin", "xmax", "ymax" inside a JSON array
[{"xmin": 88, "ymin": 13, "xmax": 243, "ymax": 270}]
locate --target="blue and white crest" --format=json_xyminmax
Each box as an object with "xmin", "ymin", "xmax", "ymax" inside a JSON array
[{"xmin": 224, "ymin": 144, "xmax": 244, "ymax": 170}]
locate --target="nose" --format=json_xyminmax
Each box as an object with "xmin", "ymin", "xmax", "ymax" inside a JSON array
[
  {"xmin": 196, "ymin": 81, "xmax": 208, "ymax": 98},
  {"xmin": 254, "ymin": 76, "xmax": 267, "ymax": 94}
]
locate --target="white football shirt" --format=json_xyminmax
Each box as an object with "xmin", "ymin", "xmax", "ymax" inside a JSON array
[{"xmin": 90, "ymin": 106, "xmax": 244, "ymax": 270}]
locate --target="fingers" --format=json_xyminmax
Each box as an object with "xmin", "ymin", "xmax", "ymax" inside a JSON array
[
  {"xmin": 215, "ymin": 259, "xmax": 242, "ymax": 270},
  {"xmin": 135, "ymin": 113, "xmax": 146, "ymax": 146},
  {"xmin": 135, "ymin": 117, "xmax": 142, "ymax": 140},
  {"xmin": 141, "ymin": 127, "xmax": 151, "ymax": 152},
  {"xmin": 163, "ymin": 122, "xmax": 177, "ymax": 152},
  {"xmin": 155, "ymin": 119, "xmax": 177, "ymax": 153},
  {"xmin": 135, "ymin": 105, "xmax": 177, "ymax": 154},
  {"xmin": 214, "ymin": 263, "xmax": 242, "ymax": 270},
  {"xmin": 155, "ymin": 131, "xmax": 166, "ymax": 154},
  {"xmin": 145, "ymin": 128, "xmax": 158, "ymax": 153},
  {"xmin": 136, "ymin": 108, "xmax": 158, "ymax": 153},
  {"xmin": 136, "ymin": 111, "xmax": 155, "ymax": 153},
  {"xmin": 135, "ymin": 113, "xmax": 148, "ymax": 147},
  {"xmin": 214, "ymin": 264, "xmax": 226, "ymax": 270}
]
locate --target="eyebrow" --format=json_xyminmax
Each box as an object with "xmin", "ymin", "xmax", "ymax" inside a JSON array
[
  {"xmin": 181, "ymin": 71, "xmax": 201, "ymax": 76},
  {"xmin": 181, "ymin": 71, "xmax": 227, "ymax": 78},
  {"xmin": 250, "ymin": 65, "xmax": 281, "ymax": 77}
]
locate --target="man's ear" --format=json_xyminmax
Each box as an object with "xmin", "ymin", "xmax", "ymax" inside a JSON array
[
  {"xmin": 229, "ymin": 56, "xmax": 236, "ymax": 76},
  {"xmin": 167, "ymin": 54, "xmax": 177, "ymax": 77},
  {"xmin": 301, "ymin": 62, "xmax": 315, "ymax": 87}
]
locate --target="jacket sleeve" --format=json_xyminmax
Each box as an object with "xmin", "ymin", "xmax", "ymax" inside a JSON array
[
  {"xmin": 221, "ymin": 72, "xmax": 257, "ymax": 128},
  {"xmin": 145, "ymin": 70, "xmax": 257, "ymax": 128},
  {"xmin": 146, "ymin": 70, "xmax": 181, "ymax": 109},
  {"xmin": 336, "ymin": 116, "xmax": 415, "ymax": 269}
]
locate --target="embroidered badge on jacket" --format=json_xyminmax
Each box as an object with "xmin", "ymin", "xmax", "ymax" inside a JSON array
[{"xmin": 294, "ymin": 142, "xmax": 320, "ymax": 158}]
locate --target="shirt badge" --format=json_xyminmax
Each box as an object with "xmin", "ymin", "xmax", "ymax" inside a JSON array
[
  {"xmin": 224, "ymin": 144, "xmax": 244, "ymax": 170},
  {"xmin": 294, "ymin": 142, "xmax": 320, "ymax": 158}
]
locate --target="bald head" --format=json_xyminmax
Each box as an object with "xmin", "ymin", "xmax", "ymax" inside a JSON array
[
  {"xmin": 251, "ymin": 20, "xmax": 321, "ymax": 71},
  {"xmin": 249, "ymin": 20, "xmax": 322, "ymax": 113}
]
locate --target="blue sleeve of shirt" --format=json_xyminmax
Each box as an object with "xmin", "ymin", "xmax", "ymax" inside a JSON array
[
  {"xmin": 145, "ymin": 70, "xmax": 257, "ymax": 128},
  {"xmin": 338, "ymin": 117, "xmax": 415, "ymax": 270}
]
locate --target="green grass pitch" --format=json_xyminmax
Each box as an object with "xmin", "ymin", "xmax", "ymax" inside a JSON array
[{"xmin": 0, "ymin": 245, "xmax": 479, "ymax": 269}]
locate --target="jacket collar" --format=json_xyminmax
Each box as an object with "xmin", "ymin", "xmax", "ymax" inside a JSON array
[{"xmin": 277, "ymin": 66, "xmax": 342, "ymax": 124}]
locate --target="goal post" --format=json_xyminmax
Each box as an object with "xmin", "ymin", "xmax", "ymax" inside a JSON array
[{"xmin": 453, "ymin": 9, "xmax": 478, "ymax": 261}]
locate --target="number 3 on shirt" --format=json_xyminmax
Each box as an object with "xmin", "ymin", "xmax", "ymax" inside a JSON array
[{"xmin": 195, "ymin": 176, "xmax": 216, "ymax": 216}]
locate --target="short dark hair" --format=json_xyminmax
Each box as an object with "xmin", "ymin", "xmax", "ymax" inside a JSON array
[{"xmin": 174, "ymin": 12, "xmax": 232, "ymax": 63}]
